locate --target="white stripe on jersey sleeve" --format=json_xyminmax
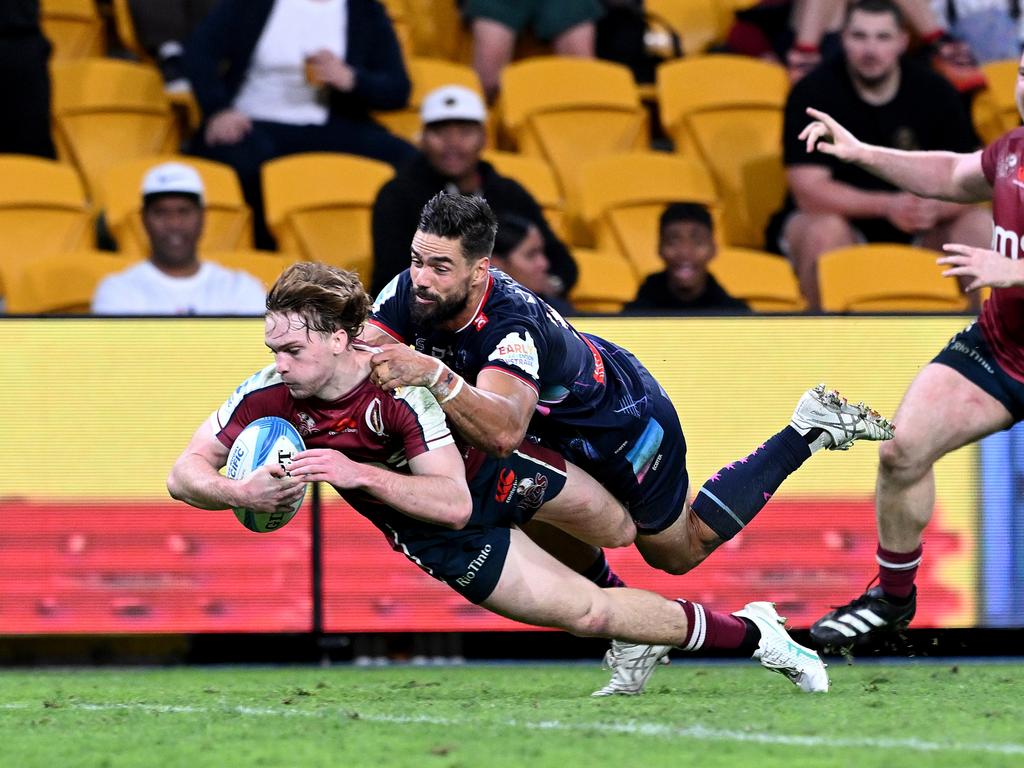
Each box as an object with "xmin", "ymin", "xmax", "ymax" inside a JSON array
[
  {"xmin": 216, "ymin": 364, "xmax": 282, "ymax": 429},
  {"xmin": 392, "ymin": 385, "xmax": 454, "ymax": 450}
]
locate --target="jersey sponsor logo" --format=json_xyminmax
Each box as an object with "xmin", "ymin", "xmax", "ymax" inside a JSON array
[
  {"xmin": 472, "ymin": 312, "xmax": 489, "ymax": 331},
  {"xmin": 495, "ymin": 468, "xmax": 516, "ymax": 503},
  {"xmin": 329, "ymin": 416, "xmax": 358, "ymax": 435},
  {"xmin": 515, "ymin": 474, "xmax": 550, "ymax": 515},
  {"xmin": 296, "ymin": 411, "xmax": 318, "ymax": 436},
  {"xmin": 992, "ymin": 225, "xmax": 1021, "ymax": 260},
  {"xmin": 487, "ymin": 331, "xmax": 540, "ymax": 378},
  {"xmin": 997, "ymin": 151, "xmax": 1019, "ymax": 178},
  {"xmin": 365, "ymin": 398, "xmax": 385, "ymax": 436},
  {"xmin": 581, "ymin": 335, "xmax": 606, "ymax": 384}
]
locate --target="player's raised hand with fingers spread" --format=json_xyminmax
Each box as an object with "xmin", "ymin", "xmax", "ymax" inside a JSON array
[
  {"xmin": 238, "ymin": 463, "xmax": 306, "ymax": 514},
  {"xmin": 938, "ymin": 243, "xmax": 1024, "ymax": 292},
  {"xmin": 799, "ymin": 107, "xmax": 865, "ymax": 162}
]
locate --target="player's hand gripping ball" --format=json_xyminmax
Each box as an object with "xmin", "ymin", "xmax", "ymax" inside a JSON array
[{"xmin": 225, "ymin": 416, "xmax": 306, "ymax": 532}]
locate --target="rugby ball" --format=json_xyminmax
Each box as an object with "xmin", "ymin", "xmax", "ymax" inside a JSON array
[{"xmin": 225, "ymin": 416, "xmax": 307, "ymax": 533}]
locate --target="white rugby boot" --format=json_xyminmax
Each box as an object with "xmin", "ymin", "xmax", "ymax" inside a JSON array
[
  {"xmin": 733, "ymin": 601, "xmax": 829, "ymax": 693},
  {"xmin": 790, "ymin": 383, "xmax": 894, "ymax": 451},
  {"xmin": 591, "ymin": 641, "xmax": 673, "ymax": 697}
]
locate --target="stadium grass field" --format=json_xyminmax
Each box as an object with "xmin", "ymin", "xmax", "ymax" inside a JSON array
[{"xmin": 1, "ymin": 662, "xmax": 1021, "ymax": 767}]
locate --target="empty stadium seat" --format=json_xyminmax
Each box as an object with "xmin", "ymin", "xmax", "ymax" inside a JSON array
[
  {"xmin": 203, "ymin": 250, "xmax": 301, "ymax": 289},
  {"xmin": 500, "ymin": 57, "xmax": 647, "ymax": 237},
  {"xmin": 578, "ymin": 152, "xmax": 720, "ymax": 278},
  {"xmin": 1, "ymin": 250, "xmax": 135, "ymax": 314},
  {"xmin": 51, "ymin": 58, "xmax": 180, "ymax": 200},
  {"xmin": 818, "ymin": 244, "xmax": 969, "ymax": 313},
  {"xmin": 709, "ymin": 247, "xmax": 806, "ymax": 312},
  {"xmin": 41, "ymin": 0, "xmax": 104, "ymax": 60},
  {"xmin": 482, "ymin": 150, "xmax": 567, "ymax": 241},
  {"xmin": 373, "ymin": 57, "xmax": 485, "ymax": 143},
  {"xmin": 657, "ymin": 55, "xmax": 789, "ymax": 247},
  {"xmin": 0, "ymin": 155, "xmax": 94, "ymax": 299},
  {"xmin": 645, "ymin": 0, "xmax": 731, "ymax": 56},
  {"xmin": 261, "ymin": 153, "xmax": 394, "ymax": 287},
  {"xmin": 568, "ymin": 248, "xmax": 639, "ymax": 313},
  {"xmin": 100, "ymin": 155, "xmax": 252, "ymax": 256},
  {"xmin": 971, "ymin": 59, "xmax": 1022, "ymax": 145}
]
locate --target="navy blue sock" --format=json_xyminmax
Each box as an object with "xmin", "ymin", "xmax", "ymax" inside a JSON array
[
  {"xmin": 580, "ymin": 550, "xmax": 627, "ymax": 588},
  {"xmin": 690, "ymin": 426, "xmax": 811, "ymax": 540}
]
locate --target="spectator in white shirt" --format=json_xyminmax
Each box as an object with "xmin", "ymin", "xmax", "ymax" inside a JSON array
[{"xmin": 92, "ymin": 162, "xmax": 267, "ymax": 316}]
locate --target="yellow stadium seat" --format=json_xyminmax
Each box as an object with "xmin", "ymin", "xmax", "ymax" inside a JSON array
[
  {"xmin": 203, "ymin": 250, "xmax": 301, "ymax": 289},
  {"xmin": 99, "ymin": 155, "xmax": 252, "ymax": 256},
  {"xmin": 709, "ymin": 247, "xmax": 806, "ymax": 312},
  {"xmin": 51, "ymin": 58, "xmax": 180, "ymax": 201},
  {"xmin": 569, "ymin": 248, "xmax": 640, "ymax": 313},
  {"xmin": 646, "ymin": 0, "xmax": 730, "ymax": 56},
  {"xmin": 110, "ymin": 0, "xmax": 147, "ymax": 60},
  {"xmin": 261, "ymin": 153, "xmax": 395, "ymax": 288},
  {"xmin": 373, "ymin": 57, "xmax": 484, "ymax": 143},
  {"xmin": 0, "ymin": 155, "xmax": 94, "ymax": 298},
  {"xmin": 499, "ymin": 57, "xmax": 647, "ymax": 233},
  {"xmin": 657, "ymin": 55, "xmax": 789, "ymax": 247},
  {"xmin": 482, "ymin": 150, "xmax": 567, "ymax": 241},
  {"xmin": 41, "ymin": 0, "xmax": 104, "ymax": 60},
  {"xmin": 1, "ymin": 250, "xmax": 135, "ymax": 314},
  {"xmin": 578, "ymin": 152, "xmax": 720, "ymax": 277},
  {"xmin": 400, "ymin": 0, "xmax": 470, "ymax": 61},
  {"xmin": 818, "ymin": 244, "xmax": 968, "ymax": 313},
  {"xmin": 971, "ymin": 59, "xmax": 1022, "ymax": 145}
]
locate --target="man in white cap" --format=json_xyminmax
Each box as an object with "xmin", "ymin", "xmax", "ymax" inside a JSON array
[
  {"xmin": 369, "ymin": 84, "xmax": 576, "ymax": 298},
  {"xmin": 92, "ymin": 161, "xmax": 267, "ymax": 315}
]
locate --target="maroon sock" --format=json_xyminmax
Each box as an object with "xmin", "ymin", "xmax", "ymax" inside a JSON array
[
  {"xmin": 676, "ymin": 599, "xmax": 750, "ymax": 652},
  {"xmin": 876, "ymin": 543, "xmax": 922, "ymax": 599}
]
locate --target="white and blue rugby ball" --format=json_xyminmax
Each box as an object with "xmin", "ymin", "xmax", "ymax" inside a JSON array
[{"xmin": 225, "ymin": 416, "xmax": 307, "ymax": 533}]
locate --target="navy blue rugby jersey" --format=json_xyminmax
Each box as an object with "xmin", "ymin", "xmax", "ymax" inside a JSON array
[{"xmin": 368, "ymin": 269, "xmax": 655, "ymax": 436}]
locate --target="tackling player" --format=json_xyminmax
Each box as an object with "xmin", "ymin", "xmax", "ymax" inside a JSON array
[
  {"xmin": 798, "ymin": 59, "xmax": 1024, "ymax": 650},
  {"xmin": 361, "ymin": 193, "xmax": 894, "ymax": 694},
  {"xmin": 167, "ymin": 262, "xmax": 833, "ymax": 694}
]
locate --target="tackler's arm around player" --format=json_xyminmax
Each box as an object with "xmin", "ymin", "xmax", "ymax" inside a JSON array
[
  {"xmin": 371, "ymin": 348, "xmax": 538, "ymax": 459},
  {"xmin": 168, "ymin": 414, "xmax": 306, "ymax": 514},
  {"xmin": 800, "ymin": 107, "xmax": 991, "ymax": 203},
  {"xmin": 938, "ymin": 243, "xmax": 1024, "ymax": 291}
]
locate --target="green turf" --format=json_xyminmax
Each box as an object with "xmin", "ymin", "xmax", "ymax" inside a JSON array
[{"xmin": 0, "ymin": 662, "xmax": 1020, "ymax": 768}]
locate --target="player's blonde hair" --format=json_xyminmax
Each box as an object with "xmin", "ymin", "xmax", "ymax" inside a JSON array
[{"xmin": 266, "ymin": 262, "xmax": 371, "ymax": 340}]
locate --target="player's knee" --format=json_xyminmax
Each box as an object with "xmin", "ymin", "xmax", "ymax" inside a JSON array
[
  {"xmin": 568, "ymin": 598, "xmax": 613, "ymax": 638},
  {"xmin": 606, "ymin": 517, "xmax": 637, "ymax": 549},
  {"xmin": 878, "ymin": 434, "xmax": 930, "ymax": 483}
]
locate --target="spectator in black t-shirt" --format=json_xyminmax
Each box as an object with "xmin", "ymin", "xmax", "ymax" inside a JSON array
[
  {"xmin": 370, "ymin": 85, "xmax": 576, "ymax": 297},
  {"xmin": 0, "ymin": 0, "xmax": 55, "ymax": 158},
  {"xmin": 624, "ymin": 203, "xmax": 750, "ymax": 314},
  {"xmin": 768, "ymin": 0, "xmax": 991, "ymax": 310}
]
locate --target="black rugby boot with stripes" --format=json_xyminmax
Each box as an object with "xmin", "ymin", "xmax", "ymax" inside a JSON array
[{"xmin": 809, "ymin": 586, "xmax": 917, "ymax": 652}]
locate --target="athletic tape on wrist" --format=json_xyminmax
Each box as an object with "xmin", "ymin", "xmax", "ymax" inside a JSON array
[
  {"xmin": 440, "ymin": 375, "xmax": 464, "ymax": 404},
  {"xmin": 428, "ymin": 359, "xmax": 445, "ymax": 388}
]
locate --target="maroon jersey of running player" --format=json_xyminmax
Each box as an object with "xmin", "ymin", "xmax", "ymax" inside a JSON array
[
  {"xmin": 214, "ymin": 364, "xmax": 454, "ymax": 522},
  {"xmin": 980, "ymin": 128, "xmax": 1024, "ymax": 383}
]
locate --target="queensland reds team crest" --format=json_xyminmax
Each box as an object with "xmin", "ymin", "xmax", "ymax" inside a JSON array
[{"xmin": 365, "ymin": 398, "xmax": 385, "ymax": 436}]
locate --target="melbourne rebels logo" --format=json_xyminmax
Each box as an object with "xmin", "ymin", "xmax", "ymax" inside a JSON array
[{"xmin": 515, "ymin": 474, "xmax": 549, "ymax": 514}]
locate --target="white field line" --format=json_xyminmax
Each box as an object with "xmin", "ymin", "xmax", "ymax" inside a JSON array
[{"xmin": 1, "ymin": 701, "xmax": 1022, "ymax": 756}]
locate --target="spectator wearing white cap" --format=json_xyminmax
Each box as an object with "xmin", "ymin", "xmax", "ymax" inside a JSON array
[
  {"xmin": 369, "ymin": 85, "xmax": 576, "ymax": 298},
  {"xmin": 91, "ymin": 162, "xmax": 267, "ymax": 316}
]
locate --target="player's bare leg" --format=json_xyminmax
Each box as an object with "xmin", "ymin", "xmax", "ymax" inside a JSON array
[
  {"xmin": 811, "ymin": 363, "xmax": 1011, "ymax": 651},
  {"xmin": 482, "ymin": 528, "xmax": 829, "ymax": 694},
  {"xmin": 528, "ymin": 460, "xmax": 636, "ymax": 549}
]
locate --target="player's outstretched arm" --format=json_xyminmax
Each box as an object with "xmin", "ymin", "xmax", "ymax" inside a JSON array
[
  {"xmin": 371, "ymin": 347, "xmax": 538, "ymax": 457},
  {"xmin": 167, "ymin": 415, "xmax": 306, "ymax": 513},
  {"xmin": 289, "ymin": 444, "xmax": 472, "ymax": 528},
  {"xmin": 800, "ymin": 107, "xmax": 991, "ymax": 203}
]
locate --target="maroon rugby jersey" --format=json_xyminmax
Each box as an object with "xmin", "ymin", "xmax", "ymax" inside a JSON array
[
  {"xmin": 980, "ymin": 129, "xmax": 1024, "ymax": 383},
  {"xmin": 215, "ymin": 365, "xmax": 454, "ymax": 515}
]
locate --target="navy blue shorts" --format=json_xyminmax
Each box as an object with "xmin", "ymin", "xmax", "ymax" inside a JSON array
[
  {"xmin": 547, "ymin": 358, "xmax": 689, "ymax": 536},
  {"xmin": 380, "ymin": 443, "xmax": 568, "ymax": 604},
  {"xmin": 932, "ymin": 322, "xmax": 1024, "ymax": 421}
]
